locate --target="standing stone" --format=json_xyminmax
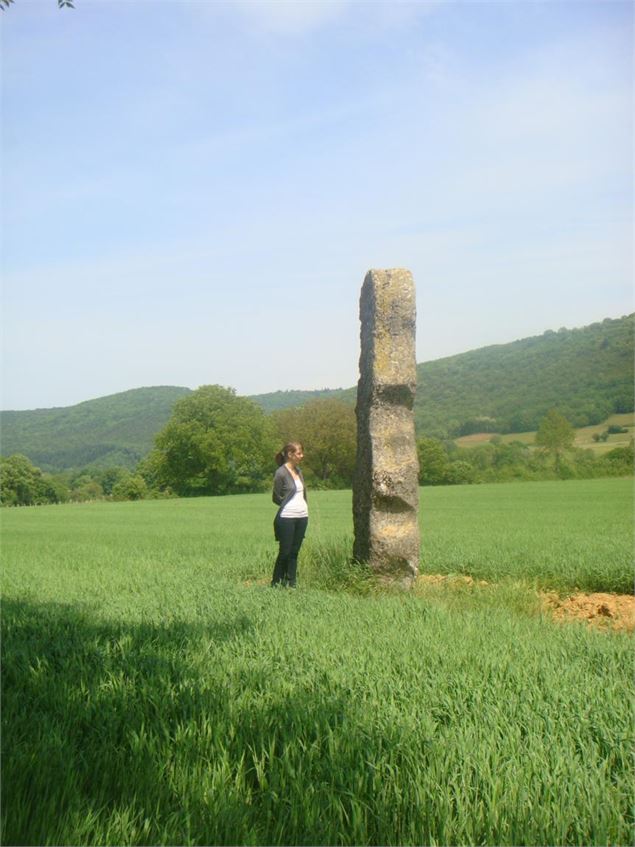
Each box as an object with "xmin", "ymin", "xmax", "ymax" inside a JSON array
[{"xmin": 353, "ymin": 269, "xmax": 420, "ymax": 586}]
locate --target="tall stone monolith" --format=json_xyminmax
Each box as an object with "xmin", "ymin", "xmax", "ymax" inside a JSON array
[{"xmin": 353, "ymin": 268, "xmax": 420, "ymax": 586}]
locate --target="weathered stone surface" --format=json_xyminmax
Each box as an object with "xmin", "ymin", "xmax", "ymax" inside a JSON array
[{"xmin": 353, "ymin": 269, "xmax": 420, "ymax": 586}]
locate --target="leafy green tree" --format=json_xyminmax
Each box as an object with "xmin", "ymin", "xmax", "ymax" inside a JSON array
[
  {"xmin": 136, "ymin": 451, "xmax": 164, "ymax": 492},
  {"xmin": 535, "ymin": 410, "xmax": 575, "ymax": 474},
  {"xmin": 493, "ymin": 441, "xmax": 530, "ymax": 469},
  {"xmin": 464, "ymin": 443, "xmax": 497, "ymax": 473},
  {"xmin": 613, "ymin": 391, "xmax": 634, "ymax": 414},
  {"xmin": 111, "ymin": 473, "xmax": 147, "ymax": 501},
  {"xmin": 97, "ymin": 467, "xmax": 129, "ymax": 496},
  {"xmin": 149, "ymin": 385, "xmax": 275, "ymax": 496},
  {"xmin": 0, "ymin": 454, "xmax": 45, "ymax": 506},
  {"xmin": 604, "ymin": 440, "xmax": 634, "ymax": 470},
  {"xmin": 417, "ymin": 437, "xmax": 450, "ymax": 485},
  {"xmin": 445, "ymin": 460, "xmax": 475, "ymax": 485},
  {"xmin": 40, "ymin": 474, "xmax": 70, "ymax": 504},
  {"xmin": 0, "ymin": 456, "xmax": 71, "ymax": 506},
  {"xmin": 70, "ymin": 476, "xmax": 103, "ymax": 502},
  {"xmin": 272, "ymin": 398, "xmax": 356, "ymax": 487}
]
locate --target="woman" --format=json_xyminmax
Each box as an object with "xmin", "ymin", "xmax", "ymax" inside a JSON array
[{"xmin": 271, "ymin": 442, "xmax": 308, "ymax": 588}]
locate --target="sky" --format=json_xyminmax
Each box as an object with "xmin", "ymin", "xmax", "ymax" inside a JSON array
[{"xmin": 1, "ymin": 0, "xmax": 632, "ymax": 410}]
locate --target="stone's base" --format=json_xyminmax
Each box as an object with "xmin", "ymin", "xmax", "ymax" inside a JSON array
[
  {"xmin": 353, "ymin": 268, "xmax": 420, "ymax": 589},
  {"xmin": 373, "ymin": 572, "xmax": 418, "ymax": 590},
  {"xmin": 369, "ymin": 514, "xmax": 419, "ymax": 582}
]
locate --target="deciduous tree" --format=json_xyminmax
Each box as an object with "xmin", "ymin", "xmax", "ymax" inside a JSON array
[
  {"xmin": 272, "ymin": 399, "xmax": 356, "ymax": 487},
  {"xmin": 535, "ymin": 409, "xmax": 575, "ymax": 474},
  {"xmin": 111, "ymin": 473, "xmax": 147, "ymax": 501},
  {"xmin": 417, "ymin": 437, "xmax": 449, "ymax": 485},
  {"xmin": 149, "ymin": 385, "xmax": 275, "ymax": 496},
  {"xmin": 0, "ymin": 454, "xmax": 44, "ymax": 505}
]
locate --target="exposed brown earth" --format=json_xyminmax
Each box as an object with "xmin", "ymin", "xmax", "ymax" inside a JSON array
[
  {"xmin": 416, "ymin": 573, "xmax": 635, "ymax": 633},
  {"xmin": 418, "ymin": 573, "xmax": 489, "ymax": 588},
  {"xmin": 541, "ymin": 590, "xmax": 635, "ymax": 633}
]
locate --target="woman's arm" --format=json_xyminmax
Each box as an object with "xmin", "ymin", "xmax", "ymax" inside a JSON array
[{"xmin": 272, "ymin": 467, "xmax": 290, "ymax": 505}]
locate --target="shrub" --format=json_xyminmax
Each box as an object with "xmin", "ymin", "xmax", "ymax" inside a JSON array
[
  {"xmin": 112, "ymin": 474, "xmax": 147, "ymax": 501},
  {"xmin": 445, "ymin": 460, "xmax": 474, "ymax": 485}
]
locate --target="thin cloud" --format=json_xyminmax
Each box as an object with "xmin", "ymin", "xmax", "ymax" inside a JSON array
[
  {"xmin": 2, "ymin": 1, "xmax": 631, "ymax": 409},
  {"xmin": 194, "ymin": 0, "xmax": 444, "ymax": 36},
  {"xmin": 234, "ymin": 0, "xmax": 350, "ymax": 34}
]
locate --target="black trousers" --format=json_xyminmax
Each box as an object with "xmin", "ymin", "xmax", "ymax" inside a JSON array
[{"xmin": 272, "ymin": 517, "xmax": 308, "ymax": 587}]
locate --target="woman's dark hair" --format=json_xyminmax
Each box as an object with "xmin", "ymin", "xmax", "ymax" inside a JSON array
[{"xmin": 275, "ymin": 442, "xmax": 303, "ymax": 467}]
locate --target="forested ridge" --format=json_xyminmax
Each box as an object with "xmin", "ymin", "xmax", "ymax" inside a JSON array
[
  {"xmin": 0, "ymin": 386, "xmax": 191, "ymax": 472},
  {"xmin": 416, "ymin": 314, "xmax": 633, "ymax": 436},
  {"xmin": 254, "ymin": 314, "xmax": 633, "ymax": 436},
  {"xmin": 1, "ymin": 314, "xmax": 632, "ymax": 472}
]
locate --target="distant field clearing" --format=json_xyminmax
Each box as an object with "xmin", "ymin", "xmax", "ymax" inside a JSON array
[{"xmin": 455, "ymin": 412, "xmax": 634, "ymax": 452}]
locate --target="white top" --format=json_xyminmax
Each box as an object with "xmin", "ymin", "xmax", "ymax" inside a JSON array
[{"xmin": 280, "ymin": 477, "xmax": 308, "ymax": 518}]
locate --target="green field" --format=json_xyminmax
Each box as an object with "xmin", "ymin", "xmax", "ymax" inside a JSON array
[
  {"xmin": 455, "ymin": 412, "xmax": 635, "ymax": 454},
  {"xmin": 2, "ymin": 479, "xmax": 633, "ymax": 845}
]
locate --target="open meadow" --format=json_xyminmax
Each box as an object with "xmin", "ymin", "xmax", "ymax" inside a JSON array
[
  {"xmin": 2, "ymin": 478, "xmax": 633, "ymax": 845},
  {"xmin": 455, "ymin": 412, "xmax": 635, "ymax": 454}
]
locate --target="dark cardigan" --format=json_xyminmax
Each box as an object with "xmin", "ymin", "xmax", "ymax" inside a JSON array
[{"xmin": 272, "ymin": 465, "xmax": 308, "ymax": 539}]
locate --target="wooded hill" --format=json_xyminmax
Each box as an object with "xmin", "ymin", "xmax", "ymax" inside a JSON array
[
  {"xmin": 253, "ymin": 314, "xmax": 633, "ymax": 436},
  {"xmin": 2, "ymin": 314, "xmax": 632, "ymax": 472},
  {"xmin": 0, "ymin": 386, "xmax": 191, "ymax": 472},
  {"xmin": 415, "ymin": 314, "xmax": 633, "ymax": 437}
]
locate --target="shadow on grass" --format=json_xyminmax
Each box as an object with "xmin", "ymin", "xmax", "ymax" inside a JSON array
[{"xmin": 1, "ymin": 597, "xmax": 363, "ymax": 846}]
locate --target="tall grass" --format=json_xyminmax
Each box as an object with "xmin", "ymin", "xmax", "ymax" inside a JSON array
[
  {"xmin": 419, "ymin": 479, "xmax": 633, "ymax": 593},
  {"xmin": 5, "ymin": 478, "xmax": 630, "ymax": 596},
  {"xmin": 2, "ymin": 478, "xmax": 633, "ymax": 845},
  {"xmin": 3, "ymin": 590, "xmax": 632, "ymax": 845}
]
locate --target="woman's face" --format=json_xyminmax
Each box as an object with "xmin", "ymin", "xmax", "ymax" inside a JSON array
[{"xmin": 289, "ymin": 446, "xmax": 304, "ymax": 463}]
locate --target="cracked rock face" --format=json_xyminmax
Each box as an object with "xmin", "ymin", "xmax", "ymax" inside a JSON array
[{"xmin": 353, "ymin": 268, "xmax": 420, "ymax": 587}]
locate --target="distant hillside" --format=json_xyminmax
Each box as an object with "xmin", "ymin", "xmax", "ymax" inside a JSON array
[
  {"xmin": 250, "ymin": 314, "xmax": 634, "ymax": 437},
  {"xmin": 0, "ymin": 386, "xmax": 191, "ymax": 472},
  {"xmin": 414, "ymin": 315, "xmax": 633, "ymax": 436},
  {"xmin": 249, "ymin": 387, "xmax": 353, "ymax": 413},
  {"xmin": 1, "ymin": 315, "xmax": 632, "ymax": 471}
]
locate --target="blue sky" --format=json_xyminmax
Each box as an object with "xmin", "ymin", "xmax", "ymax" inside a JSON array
[{"xmin": 2, "ymin": 0, "xmax": 632, "ymax": 410}]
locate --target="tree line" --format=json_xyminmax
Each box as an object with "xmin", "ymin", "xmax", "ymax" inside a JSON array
[
  {"xmin": 418, "ymin": 418, "xmax": 633, "ymax": 485},
  {"xmin": 1, "ymin": 385, "xmax": 632, "ymax": 506},
  {"xmin": 0, "ymin": 387, "xmax": 356, "ymax": 505}
]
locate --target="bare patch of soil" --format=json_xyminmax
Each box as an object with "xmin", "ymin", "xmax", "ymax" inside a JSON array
[
  {"xmin": 541, "ymin": 590, "xmax": 635, "ymax": 633},
  {"xmin": 417, "ymin": 573, "xmax": 489, "ymax": 588},
  {"xmin": 416, "ymin": 574, "xmax": 635, "ymax": 633}
]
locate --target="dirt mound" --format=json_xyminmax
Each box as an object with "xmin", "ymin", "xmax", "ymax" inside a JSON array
[
  {"xmin": 416, "ymin": 573, "xmax": 635, "ymax": 633},
  {"xmin": 541, "ymin": 590, "xmax": 635, "ymax": 633}
]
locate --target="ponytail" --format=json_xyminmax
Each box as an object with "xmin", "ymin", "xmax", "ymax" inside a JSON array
[{"xmin": 275, "ymin": 442, "xmax": 303, "ymax": 467}]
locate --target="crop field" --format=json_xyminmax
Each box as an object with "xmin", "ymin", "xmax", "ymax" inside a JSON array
[{"xmin": 2, "ymin": 478, "xmax": 633, "ymax": 845}]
